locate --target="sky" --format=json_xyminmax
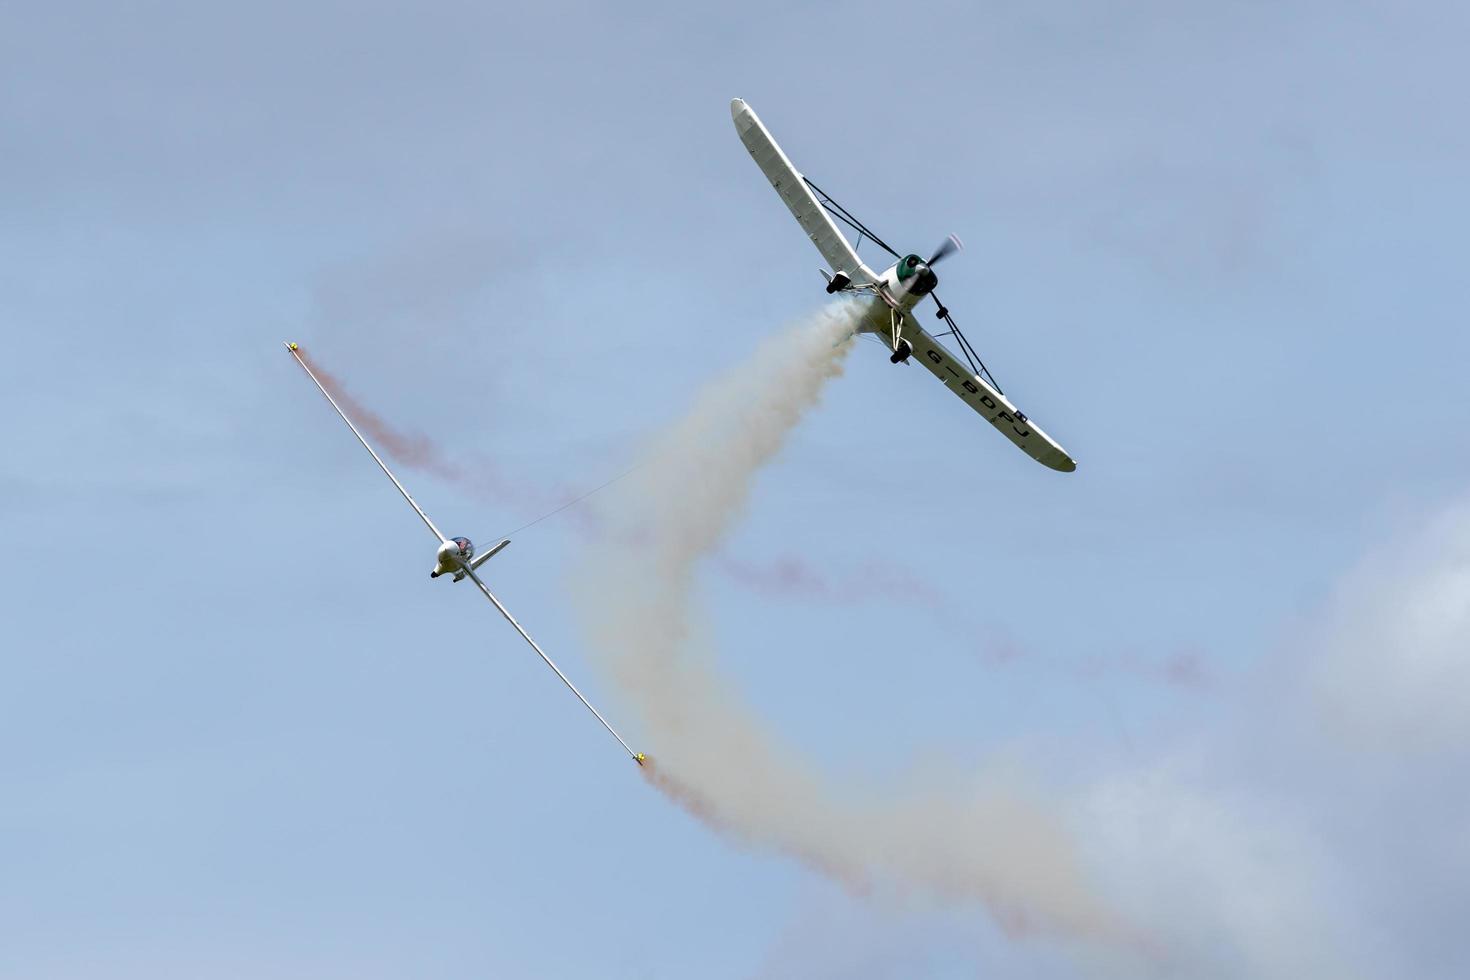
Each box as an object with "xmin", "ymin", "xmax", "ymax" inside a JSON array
[{"xmin": 2, "ymin": 1, "xmax": 1468, "ymax": 976}]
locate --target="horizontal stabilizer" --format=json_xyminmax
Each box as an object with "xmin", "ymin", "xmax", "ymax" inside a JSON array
[
  {"xmin": 470, "ymin": 538, "xmax": 511, "ymax": 570},
  {"xmin": 453, "ymin": 539, "xmax": 511, "ymax": 582}
]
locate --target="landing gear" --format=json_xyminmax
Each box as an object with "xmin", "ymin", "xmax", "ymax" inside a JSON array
[
  {"xmin": 935, "ymin": 305, "xmax": 948, "ymax": 320},
  {"xmin": 887, "ymin": 308, "xmax": 912, "ymax": 364}
]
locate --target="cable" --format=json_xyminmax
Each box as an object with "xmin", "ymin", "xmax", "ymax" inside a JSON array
[{"xmin": 492, "ymin": 460, "xmax": 643, "ymax": 541}]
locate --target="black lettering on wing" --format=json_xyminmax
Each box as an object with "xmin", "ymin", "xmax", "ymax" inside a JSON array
[{"xmin": 995, "ymin": 410, "xmax": 1029, "ymax": 438}]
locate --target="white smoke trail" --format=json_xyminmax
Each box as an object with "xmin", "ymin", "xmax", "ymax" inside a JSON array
[{"xmin": 570, "ymin": 302, "xmax": 1124, "ymax": 942}]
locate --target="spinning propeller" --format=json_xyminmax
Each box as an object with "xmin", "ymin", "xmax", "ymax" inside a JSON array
[
  {"xmin": 927, "ymin": 234, "xmax": 963, "ymax": 319},
  {"xmin": 927, "ymin": 233, "xmax": 964, "ymax": 266}
]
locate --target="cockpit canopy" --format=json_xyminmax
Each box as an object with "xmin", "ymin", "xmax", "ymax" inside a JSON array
[{"xmin": 451, "ymin": 536, "xmax": 475, "ymax": 558}]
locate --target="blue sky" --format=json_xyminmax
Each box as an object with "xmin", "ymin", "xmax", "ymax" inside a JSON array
[{"xmin": 3, "ymin": 2, "xmax": 1468, "ymax": 977}]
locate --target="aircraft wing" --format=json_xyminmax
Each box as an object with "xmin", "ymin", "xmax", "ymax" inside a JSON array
[
  {"xmin": 731, "ymin": 98, "xmax": 878, "ymax": 284},
  {"xmin": 901, "ymin": 312, "xmax": 1077, "ymax": 472},
  {"xmin": 461, "ymin": 566, "xmax": 643, "ymax": 764}
]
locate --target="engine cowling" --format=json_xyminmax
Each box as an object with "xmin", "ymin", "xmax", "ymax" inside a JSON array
[{"xmin": 895, "ymin": 254, "xmax": 938, "ymax": 296}]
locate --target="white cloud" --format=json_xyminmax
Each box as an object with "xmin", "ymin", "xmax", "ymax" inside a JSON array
[
  {"xmin": 1308, "ymin": 501, "xmax": 1470, "ymax": 754},
  {"xmin": 1080, "ymin": 754, "xmax": 1367, "ymax": 980}
]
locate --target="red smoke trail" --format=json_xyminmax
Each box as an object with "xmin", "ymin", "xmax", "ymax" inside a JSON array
[
  {"xmin": 296, "ymin": 346, "xmax": 560, "ymax": 515},
  {"xmin": 639, "ymin": 756, "xmax": 1061, "ymax": 938},
  {"xmin": 638, "ymin": 756, "xmax": 870, "ymax": 897},
  {"xmin": 715, "ymin": 554, "xmax": 951, "ymax": 612},
  {"xmin": 1077, "ymin": 648, "xmax": 1214, "ymax": 691},
  {"xmin": 296, "ymin": 347, "xmax": 467, "ymax": 482}
]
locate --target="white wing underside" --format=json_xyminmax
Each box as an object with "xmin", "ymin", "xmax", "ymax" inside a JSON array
[
  {"xmin": 899, "ymin": 311, "xmax": 1076, "ymax": 472},
  {"xmin": 731, "ymin": 99, "xmax": 877, "ymax": 284}
]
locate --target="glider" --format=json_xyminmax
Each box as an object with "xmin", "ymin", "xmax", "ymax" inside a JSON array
[
  {"xmin": 731, "ymin": 98, "xmax": 1076, "ymax": 473},
  {"xmin": 285, "ymin": 343, "xmax": 645, "ymax": 766}
]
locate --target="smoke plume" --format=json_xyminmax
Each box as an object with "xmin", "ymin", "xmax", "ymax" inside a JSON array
[{"xmin": 569, "ymin": 303, "xmax": 1123, "ymax": 942}]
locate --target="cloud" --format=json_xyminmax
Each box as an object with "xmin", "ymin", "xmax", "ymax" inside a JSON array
[
  {"xmin": 1081, "ymin": 756, "xmax": 1368, "ymax": 980},
  {"xmin": 1306, "ymin": 500, "xmax": 1470, "ymax": 755}
]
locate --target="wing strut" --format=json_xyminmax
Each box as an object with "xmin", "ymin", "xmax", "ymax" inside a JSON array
[
  {"xmin": 287, "ymin": 343, "xmax": 447, "ymax": 543},
  {"xmin": 803, "ymin": 177, "xmax": 900, "ymax": 261},
  {"xmin": 929, "ymin": 296, "xmax": 1005, "ymax": 394}
]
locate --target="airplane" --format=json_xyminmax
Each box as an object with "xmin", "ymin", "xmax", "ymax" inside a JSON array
[
  {"xmin": 285, "ymin": 342, "xmax": 646, "ymax": 767},
  {"xmin": 730, "ymin": 98, "xmax": 1077, "ymax": 473}
]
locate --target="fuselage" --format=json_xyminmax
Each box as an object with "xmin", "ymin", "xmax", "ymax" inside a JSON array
[
  {"xmin": 870, "ymin": 254, "xmax": 938, "ymax": 317},
  {"xmin": 431, "ymin": 536, "xmax": 475, "ymax": 578}
]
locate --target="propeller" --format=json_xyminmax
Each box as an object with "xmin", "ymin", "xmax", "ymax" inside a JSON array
[{"xmin": 927, "ymin": 233, "xmax": 964, "ymax": 266}]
